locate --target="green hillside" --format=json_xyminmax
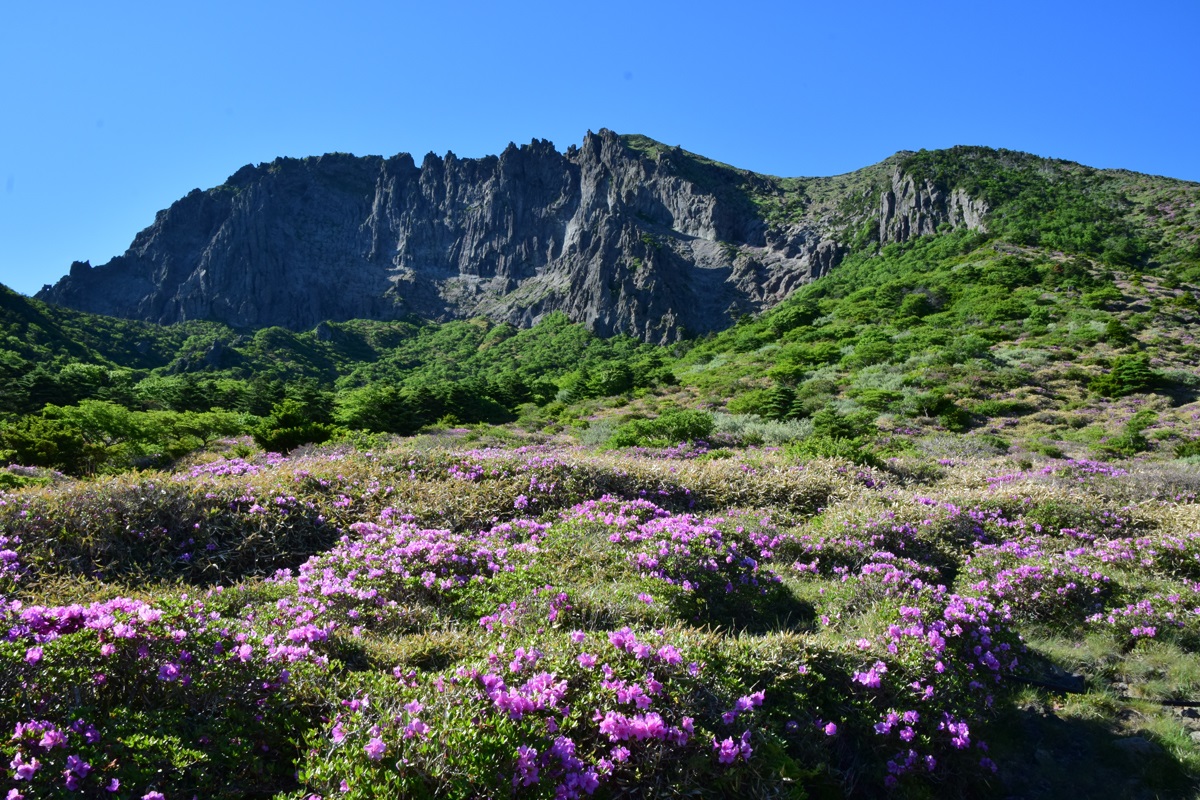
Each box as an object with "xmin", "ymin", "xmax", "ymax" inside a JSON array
[
  {"xmin": 2, "ymin": 144, "xmax": 1199, "ymax": 476},
  {"xmin": 6, "ymin": 145, "xmax": 1200, "ymax": 799}
]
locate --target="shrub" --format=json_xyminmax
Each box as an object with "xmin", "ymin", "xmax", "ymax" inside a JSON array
[
  {"xmin": 607, "ymin": 410, "xmax": 715, "ymax": 448},
  {"xmin": 710, "ymin": 412, "xmax": 813, "ymax": 446},
  {"xmin": 853, "ymin": 388, "xmax": 904, "ymax": 412},
  {"xmin": 976, "ymin": 433, "xmax": 1010, "ymax": 452},
  {"xmin": 1097, "ymin": 409, "xmax": 1157, "ymax": 458},
  {"xmin": 1082, "ymin": 286, "xmax": 1123, "ymax": 310},
  {"xmin": 0, "ymin": 414, "xmax": 99, "ymax": 474},
  {"xmin": 725, "ymin": 389, "xmax": 770, "ymax": 417},
  {"xmin": 1103, "ymin": 318, "xmax": 1135, "ymax": 347},
  {"xmin": 970, "ymin": 399, "xmax": 1036, "ymax": 418},
  {"xmin": 939, "ymin": 407, "xmax": 972, "ymax": 432},
  {"xmin": 1175, "ymin": 439, "xmax": 1200, "ymax": 459},
  {"xmin": 1089, "ymin": 354, "xmax": 1159, "ymax": 398},
  {"xmin": 252, "ymin": 399, "xmax": 336, "ymax": 453},
  {"xmin": 898, "ymin": 293, "xmax": 935, "ymax": 318},
  {"xmin": 786, "ymin": 434, "xmax": 881, "ymax": 466},
  {"xmin": 787, "ymin": 409, "xmax": 881, "ymax": 466}
]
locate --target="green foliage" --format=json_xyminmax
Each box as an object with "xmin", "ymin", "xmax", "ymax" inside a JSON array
[
  {"xmin": 970, "ymin": 399, "xmax": 1036, "ymax": 418},
  {"xmin": 897, "ymin": 292, "xmax": 935, "ymax": 319},
  {"xmin": 1083, "ymin": 286, "xmax": 1124, "ymax": 310},
  {"xmin": 767, "ymin": 300, "xmax": 820, "ymax": 335},
  {"xmin": 768, "ymin": 341, "xmax": 843, "ymax": 382},
  {"xmin": 786, "ymin": 408, "xmax": 881, "ymax": 466},
  {"xmin": 607, "ymin": 409, "xmax": 715, "ymax": 448},
  {"xmin": 852, "ymin": 388, "xmax": 903, "ymax": 412},
  {"xmin": 0, "ymin": 401, "xmax": 250, "ymax": 475},
  {"xmin": 786, "ymin": 433, "xmax": 881, "ymax": 466},
  {"xmin": 976, "ymin": 433, "xmax": 1011, "ymax": 452},
  {"xmin": 333, "ymin": 384, "xmax": 418, "ymax": 435},
  {"xmin": 252, "ymin": 399, "xmax": 335, "ymax": 453},
  {"xmin": 0, "ymin": 413, "xmax": 99, "ymax": 474},
  {"xmin": 842, "ymin": 331, "xmax": 894, "ymax": 367},
  {"xmin": 808, "ymin": 408, "xmax": 875, "ymax": 440},
  {"xmin": 1097, "ymin": 409, "xmax": 1158, "ymax": 458},
  {"xmin": 900, "ymin": 147, "xmax": 1151, "ymax": 265},
  {"xmin": 1089, "ymin": 354, "xmax": 1160, "ymax": 397},
  {"xmin": 1104, "ymin": 318, "xmax": 1136, "ymax": 347},
  {"xmin": 726, "ymin": 389, "xmax": 772, "ymax": 417},
  {"xmin": 761, "ymin": 384, "xmax": 796, "ymax": 421},
  {"xmin": 938, "ymin": 407, "xmax": 972, "ymax": 433}
]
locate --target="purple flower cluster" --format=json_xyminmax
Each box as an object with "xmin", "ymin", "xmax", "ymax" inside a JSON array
[
  {"xmin": 274, "ymin": 515, "xmax": 549, "ymax": 635},
  {"xmin": 0, "ymin": 592, "xmax": 300, "ymax": 795},
  {"xmin": 712, "ymin": 730, "xmax": 753, "ymax": 764},
  {"xmin": 0, "ymin": 532, "xmax": 22, "ymax": 588},
  {"xmin": 594, "ymin": 503, "xmax": 784, "ymax": 597}
]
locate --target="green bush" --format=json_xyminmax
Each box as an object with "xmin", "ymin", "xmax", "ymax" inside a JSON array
[
  {"xmin": 726, "ymin": 389, "xmax": 772, "ymax": 417},
  {"xmin": 1089, "ymin": 354, "xmax": 1159, "ymax": 398},
  {"xmin": 1097, "ymin": 409, "xmax": 1157, "ymax": 458},
  {"xmin": 853, "ymin": 388, "xmax": 904, "ymax": 412},
  {"xmin": 0, "ymin": 414, "xmax": 99, "ymax": 474},
  {"xmin": 939, "ymin": 407, "xmax": 973, "ymax": 432},
  {"xmin": 1103, "ymin": 318, "xmax": 1136, "ymax": 347},
  {"xmin": 252, "ymin": 399, "xmax": 336, "ymax": 453},
  {"xmin": 977, "ymin": 433, "xmax": 1010, "ymax": 452},
  {"xmin": 607, "ymin": 409, "xmax": 715, "ymax": 448},
  {"xmin": 786, "ymin": 434, "xmax": 881, "ymax": 467},
  {"xmin": 898, "ymin": 292, "xmax": 935, "ymax": 318},
  {"xmin": 1083, "ymin": 286, "xmax": 1123, "ymax": 310},
  {"xmin": 842, "ymin": 333, "xmax": 894, "ymax": 367},
  {"xmin": 970, "ymin": 399, "xmax": 1036, "ymax": 417},
  {"xmin": 761, "ymin": 384, "xmax": 796, "ymax": 420},
  {"xmin": 809, "ymin": 408, "xmax": 875, "ymax": 440},
  {"xmin": 982, "ymin": 298, "xmax": 1030, "ymax": 323},
  {"xmin": 785, "ymin": 408, "xmax": 881, "ymax": 466}
]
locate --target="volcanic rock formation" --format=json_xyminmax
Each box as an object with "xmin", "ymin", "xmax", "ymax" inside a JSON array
[{"xmin": 39, "ymin": 130, "xmax": 986, "ymax": 342}]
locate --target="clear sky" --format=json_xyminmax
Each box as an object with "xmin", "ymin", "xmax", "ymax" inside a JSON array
[{"xmin": 2, "ymin": 0, "xmax": 1197, "ymax": 296}]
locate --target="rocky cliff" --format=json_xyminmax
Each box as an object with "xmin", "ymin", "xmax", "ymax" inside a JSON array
[{"xmin": 37, "ymin": 130, "xmax": 988, "ymax": 342}]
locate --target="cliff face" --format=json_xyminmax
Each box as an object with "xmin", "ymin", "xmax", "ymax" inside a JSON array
[
  {"xmin": 878, "ymin": 169, "xmax": 989, "ymax": 245},
  {"xmin": 37, "ymin": 130, "xmax": 987, "ymax": 342}
]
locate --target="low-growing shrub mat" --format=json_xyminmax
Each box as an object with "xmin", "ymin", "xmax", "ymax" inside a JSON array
[{"xmin": 3, "ymin": 443, "xmax": 1200, "ymax": 798}]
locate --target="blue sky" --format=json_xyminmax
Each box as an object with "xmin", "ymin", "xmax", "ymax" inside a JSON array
[{"xmin": 2, "ymin": 0, "xmax": 1197, "ymax": 296}]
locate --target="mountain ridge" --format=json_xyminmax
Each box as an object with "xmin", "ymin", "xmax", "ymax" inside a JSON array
[
  {"xmin": 34, "ymin": 131, "xmax": 1200, "ymax": 343},
  {"xmin": 35, "ymin": 130, "xmax": 999, "ymax": 342}
]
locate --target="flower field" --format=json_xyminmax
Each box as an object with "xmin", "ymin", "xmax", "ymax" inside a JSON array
[{"xmin": 4, "ymin": 440, "xmax": 1200, "ymax": 798}]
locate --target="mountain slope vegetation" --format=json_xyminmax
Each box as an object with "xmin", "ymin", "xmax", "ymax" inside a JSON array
[{"xmin": 3, "ymin": 142, "xmax": 1200, "ymax": 798}]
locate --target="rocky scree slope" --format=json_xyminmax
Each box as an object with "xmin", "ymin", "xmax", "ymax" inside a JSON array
[{"xmin": 38, "ymin": 130, "xmax": 994, "ymax": 342}]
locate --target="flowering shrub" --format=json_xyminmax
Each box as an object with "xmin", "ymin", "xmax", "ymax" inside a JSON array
[
  {"xmin": 0, "ymin": 592, "xmax": 319, "ymax": 798},
  {"xmin": 3, "ymin": 443, "xmax": 1200, "ymax": 796},
  {"xmin": 273, "ymin": 515, "xmax": 550, "ymax": 635},
  {"xmin": 295, "ymin": 613, "xmax": 766, "ymax": 798}
]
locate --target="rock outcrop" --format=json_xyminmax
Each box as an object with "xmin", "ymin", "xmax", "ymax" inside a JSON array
[
  {"xmin": 37, "ymin": 130, "xmax": 988, "ymax": 342},
  {"xmin": 878, "ymin": 168, "xmax": 989, "ymax": 244}
]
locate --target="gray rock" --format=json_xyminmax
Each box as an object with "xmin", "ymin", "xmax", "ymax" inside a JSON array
[
  {"xmin": 36, "ymin": 131, "xmax": 987, "ymax": 343},
  {"xmin": 1113, "ymin": 736, "xmax": 1163, "ymax": 756},
  {"xmin": 878, "ymin": 168, "xmax": 989, "ymax": 245},
  {"xmin": 203, "ymin": 339, "xmax": 229, "ymax": 369}
]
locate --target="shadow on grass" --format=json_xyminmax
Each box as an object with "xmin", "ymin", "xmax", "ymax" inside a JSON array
[
  {"xmin": 671, "ymin": 582, "xmax": 818, "ymax": 636},
  {"xmin": 987, "ymin": 697, "xmax": 1199, "ymax": 800}
]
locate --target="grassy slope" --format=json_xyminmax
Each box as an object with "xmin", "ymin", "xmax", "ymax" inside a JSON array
[
  {"xmin": 679, "ymin": 231, "xmax": 1200, "ymax": 458},
  {"xmin": 6, "ymin": 440, "xmax": 1200, "ymax": 798},
  {"xmin": 4, "ymin": 144, "xmax": 1200, "ymax": 797}
]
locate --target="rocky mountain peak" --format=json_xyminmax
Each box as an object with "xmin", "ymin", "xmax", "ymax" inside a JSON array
[{"xmin": 37, "ymin": 132, "xmax": 989, "ymax": 342}]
